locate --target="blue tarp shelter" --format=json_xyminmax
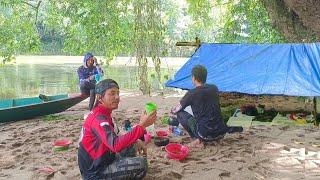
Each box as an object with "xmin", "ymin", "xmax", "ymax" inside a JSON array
[{"xmin": 166, "ymin": 43, "xmax": 320, "ymax": 96}]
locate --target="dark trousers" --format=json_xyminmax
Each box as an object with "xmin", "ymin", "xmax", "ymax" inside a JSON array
[
  {"xmin": 175, "ymin": 111, "xmax": 243, "ymax": 142},
  {"xmin": 80, "ymin": 81, "xmax": 96, "ymax": 110},
  {"xmin": 175, "ymin": 111, "xmax": 198, "ymax": 139},
  {"xmin": 98, "ymin": 146, "xmax": 147, "ymax": 180}
]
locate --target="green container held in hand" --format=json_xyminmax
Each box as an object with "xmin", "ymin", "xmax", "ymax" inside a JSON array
[{"xmin": 145, "ymin": 102, "xmax": 157, "ymax": 115}]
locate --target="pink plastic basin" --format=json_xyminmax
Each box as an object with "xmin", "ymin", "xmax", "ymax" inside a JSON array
[{"xmin": 165, "ymin": 143, "xmax": 189, "ymax": 160}]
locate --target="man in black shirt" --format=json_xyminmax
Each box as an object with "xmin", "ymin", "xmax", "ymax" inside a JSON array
[{"xmin": 171, "ymin": 65, "xmax": 243, "ymax": 147}]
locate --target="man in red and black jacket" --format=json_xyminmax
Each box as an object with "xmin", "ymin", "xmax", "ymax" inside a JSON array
[{"xmin": 78, "ymin": 79, "xmax": 157, "ymax": 180}]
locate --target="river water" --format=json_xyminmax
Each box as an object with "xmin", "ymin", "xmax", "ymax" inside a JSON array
[{"xmin": 0, "ymin": 63, "xmax": 176, "ymax": 99}]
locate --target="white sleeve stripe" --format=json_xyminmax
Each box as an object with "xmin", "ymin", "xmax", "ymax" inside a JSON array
[{"xmin": 100, "ymin": 122, "xmax": 110, "ymax": 127}]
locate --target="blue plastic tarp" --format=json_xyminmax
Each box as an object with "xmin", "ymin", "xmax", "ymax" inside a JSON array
[{"xmin": 166, "ymin": 43, "xmax": 320, "ymax": 96}]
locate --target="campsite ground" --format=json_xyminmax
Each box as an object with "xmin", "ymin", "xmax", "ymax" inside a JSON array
[{"xmin": 0, "ymin": 91, "xmax": 319, "ymax": 180}]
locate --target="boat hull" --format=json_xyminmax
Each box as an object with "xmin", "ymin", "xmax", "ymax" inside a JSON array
[{"xmin": 0, "ymin": 94, "xmax": 87, "ymax": 123}]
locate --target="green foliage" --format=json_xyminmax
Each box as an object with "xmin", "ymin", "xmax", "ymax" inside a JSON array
[
  {"xmin": 0, "ymin": 88, "xmax": 17, "ymax": 99},
  {"xmin": 43, "ymin": 114, "xmax": 63, "ymax": 121},
  {"xmin": 185, "ymin": 0, "xmax": 215, "ymax": 41},
  {"xmin": 45, "ymin": 0, "xmax": 135, "ymax": 62},
  {"xmin": 0, "ymin": 1, "xmax": 40, "ymax": 63},
  {"xmin": 132, "ymin": 0, "xmax": 165, "ymax": 94},
  {"xmin": 215, "ymin": 0, "xmax": 286, "ymax": 43},
  {"xmin": 221, "ymin": 106, "xmax": 237, "ymax": 123},
  {"xmin": 0, "ymin": 0, "xmax": 287, "ymax": 61},
  {"xmin": 43, "ymin": 114, "xmax": 78, "ymax": 122}
]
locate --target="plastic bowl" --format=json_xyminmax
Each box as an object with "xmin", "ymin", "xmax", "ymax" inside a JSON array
[
  {"xmin": 156, "ymin": 130, "xmax": 168, "ymax": 137},
  {"xmin": 52, "ymin": 139, "xmax": 72, "ymax": 151},
  {"xmin": 154, "ymin": 137, "xmax": 170, "ymax": 147},
  {"xmin": 165, "ymin": 143, "xmax": 189, "ymax": 160}
]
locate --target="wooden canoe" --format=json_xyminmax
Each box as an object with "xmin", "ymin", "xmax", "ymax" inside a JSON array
[{"xmin": 0, "ymin": 94, "xmax": 87, "ymax": 123}]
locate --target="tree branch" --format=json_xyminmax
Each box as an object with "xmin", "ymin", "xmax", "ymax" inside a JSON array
[
  {"xmin": 35, "ymin": 1, "xmax": 42, "ymax": 25},
  {"xmin": 21, "ymin": 1, "xmax": 42, "ymax": 25},
  {"xmin": 22, "ymin": 1, "xmax": 37, "ymax": 9}
]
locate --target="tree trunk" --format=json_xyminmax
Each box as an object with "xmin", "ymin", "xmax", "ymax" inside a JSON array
[
  {"xmin": 138, "ymin": 56, "xmax": 150, "ymax": 95},
  {"xmin": 261, "ymin": 0, "xmax": 319, "ymax": 42},
  {"xmin": 134, "ymin": 0, "xmax": 150, "ymax": 95}
]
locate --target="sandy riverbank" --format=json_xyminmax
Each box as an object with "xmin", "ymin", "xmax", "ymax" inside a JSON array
[{"xmin": 0, "ymin": 92, "xmax": 319, "ymax": 180}]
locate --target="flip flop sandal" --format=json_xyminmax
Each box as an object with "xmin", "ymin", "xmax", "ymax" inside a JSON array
[
  {"xmin": 311, "ymin": 142, "xmax": 320, "ymax": 148},
  {"xmin": 38, "ymin": 167, "xmax": 56, "ymax": 174},
  {"xmin": 293, "ymin": 139, "xmax": 304, "ymax": 145}
]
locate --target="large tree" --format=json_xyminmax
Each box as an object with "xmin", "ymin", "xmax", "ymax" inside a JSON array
[{"xmin": 261, "ymin": 0, "xmax": 319, "ymax": 42}]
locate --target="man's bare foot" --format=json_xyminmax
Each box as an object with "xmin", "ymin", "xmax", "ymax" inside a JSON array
[{"xmin": 188, "ymin": 138, "xmax": 204, "ymax": 148}]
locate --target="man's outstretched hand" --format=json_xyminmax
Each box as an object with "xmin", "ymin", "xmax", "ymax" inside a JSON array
[{"xmin": 139, "ymin": 111, "xmax": 157, "ymax": 128}]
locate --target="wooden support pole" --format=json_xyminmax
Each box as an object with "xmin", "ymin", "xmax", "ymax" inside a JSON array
[
  {"xmin": 313, "ymin": 97, "xmax": 319, "ymax": 126},
  {"xmin": 176, "ymin": 37, "xmax": 201, "ymax": 48}
]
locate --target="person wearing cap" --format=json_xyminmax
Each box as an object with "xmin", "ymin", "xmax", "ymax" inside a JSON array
[
  {"xmin": 78, "ymin": 79, "xmax": 157, "ymax": 180},
  {"xmin": 77, "ymin": 52, "xmax": 104, "ymax": 110}
]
